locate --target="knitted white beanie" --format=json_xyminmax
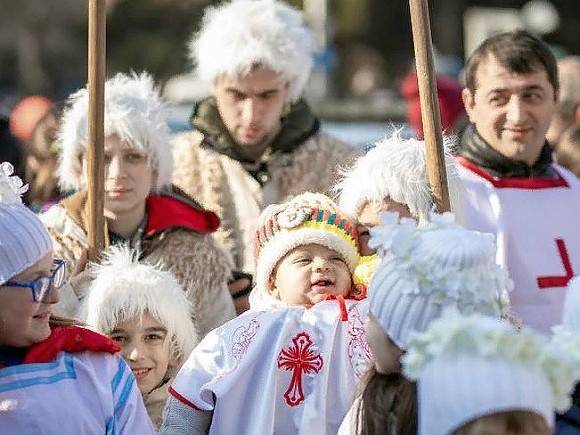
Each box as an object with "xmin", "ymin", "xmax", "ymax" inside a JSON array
[
  {"xmin": 58, "ymin": 72, "xmax": 172, "ymax": 191},
  {"xmin": 83, "ymin": 245, "xmax": 197, "ymax": 362},
  {"xmin": 403, "ymin": 310, "xmax": 580, "ymax": 435},
  {"xmin": 250, "ymin": 192, "xmax": 360, "ymax": 309},
  {"xmin": 190, "ymin": 0, "xmax": 316, "ymax": 102},
  {"xmin": 563, "ymin": 277, "xmax": 580, "ymax": 332},
  {"xmin": 335, "ymin": 132, "xmax": 462, "ymax": 224},
  {"xmin": 368, "ymin": 212, "xmax": 511, "ymax": 350},
  {"xmin": 0, "ymin": 162, "xmax": 52, "ymax": 285}
]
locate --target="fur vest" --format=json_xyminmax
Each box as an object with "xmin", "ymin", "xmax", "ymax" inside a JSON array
[
  {"xmin": 172, "ymin": 105, "xmax": 357, "ymax": 273},
  {"xmin": 40, "ymin": 190, "xmax": 236, "ymax": 338}
]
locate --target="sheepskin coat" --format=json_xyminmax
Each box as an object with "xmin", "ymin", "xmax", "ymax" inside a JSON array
[
  {"xmin": 40, "ymin": 188, "xmax": 236, "ymax": 338},
  {"xmin": 172, "ymin": 98, "xmax": 357, "ymax": 273}
]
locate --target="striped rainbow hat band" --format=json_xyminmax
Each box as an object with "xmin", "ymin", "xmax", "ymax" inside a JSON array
[{"xmin": 254, "ymin": 207, "xmax": 359, "ymax": 259}]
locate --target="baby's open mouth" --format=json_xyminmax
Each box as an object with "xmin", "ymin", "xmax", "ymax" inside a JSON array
[{"xmin": 312, "ymin": 279, "xmax": 334, "ymax": 287}]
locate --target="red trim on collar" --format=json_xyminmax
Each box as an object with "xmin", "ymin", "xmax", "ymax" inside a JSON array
[
  {"xmin": 456, "ymin": 157, "xmax": 569, "ymax": 189},
  {"xmin": 145, "ymin": 195, "xmax": 220, "ymax": 237},
  {"xmin": 24, "ymin": 326, "xmax": 120, "ymax": 364},
  {"xmin": 168, "ymin": 386, "xmax": 205, "ymax": 410}
]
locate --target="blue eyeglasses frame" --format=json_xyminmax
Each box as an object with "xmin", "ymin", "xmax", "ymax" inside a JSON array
[{"xmin": 4, "ymin": 259, "xmax": 66, "ymax": 302}]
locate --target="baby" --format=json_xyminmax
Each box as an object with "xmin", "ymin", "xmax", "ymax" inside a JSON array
[{"xmin": 160, "ymin": 193, "xmax": 370, "ymax": 435}]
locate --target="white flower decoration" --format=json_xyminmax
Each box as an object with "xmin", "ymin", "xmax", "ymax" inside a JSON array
[
  {"xmin": 277, "ymin": 203, "xmax": 311, "ymax": 229},
  {"xmin": 403, "ymin": 310, "xmax": 580, "ymax": 413},
  {"xmin": 0, "ymin": 162, "xmax": 28, "ymax": 205},
  {"xmin": 370, "ymin": 211, "xmax": 512, "ymax": 317},
  {"xmin": 368, "ymin": 211, "xmax": 416, "ymax": 257}
]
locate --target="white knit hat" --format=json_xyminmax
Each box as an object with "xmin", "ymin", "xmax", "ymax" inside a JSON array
[
  {"xmin": 0, "ymin": 162, "xmax": 52, "ymax": 285},
  {"xmin": 335, "ymin": 132, "xmax": 462, "ymax": 224},
  {"xmin": 563, "ymin": 277, "xmax": 580, "ymax": 332},
  {"xmin": 250, "ymin": 192, "xmax": 360, "ymax": 308},
  {"xmin": 58, "ymin": 72, "xmax": 172, "ymax": 191},
  {"xmin": 190, "ymin": 0, "xmax": 316, "ymax": 102},
  {"xmin": 368, "ymin": 212, "xmax": 511, "ymax": 350},
  {"xmin": 83, "ymin": 245, "xmax": 197, "ymax": 362},
  {"xmin": 403, "ymin": 310, "xmax": 580, "ymax": 435}
]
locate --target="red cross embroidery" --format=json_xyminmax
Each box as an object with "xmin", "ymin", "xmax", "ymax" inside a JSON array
[
  {"xmin": 277, "ymin": 332, "xmax": 323, "ymax": 407},
  {"xmin": 537, "ymin": 239, "xmax": 575, "ymax": 288}
]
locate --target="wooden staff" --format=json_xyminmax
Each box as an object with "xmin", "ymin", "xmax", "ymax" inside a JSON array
[
  {"xmin": 409, "ymin": 0, "xmax": 450, "ymax": 212},
  {"xmin": 86, "ymin": 0, "xmax": 106, "ymax": 260}
]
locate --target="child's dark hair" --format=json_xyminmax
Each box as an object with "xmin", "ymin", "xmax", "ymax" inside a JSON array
[{"xmin": 354, "ymin": 367, "xmax": 417, "ymax": 435}]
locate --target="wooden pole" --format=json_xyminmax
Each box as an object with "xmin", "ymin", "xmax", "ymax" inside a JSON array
[
  {"xmin": 87, "ymin": 0, "xmax": 106, "ymax": 260},
  {"xmin": 409, "ymin": 0, "xmax": 450, "ymax": 213}
]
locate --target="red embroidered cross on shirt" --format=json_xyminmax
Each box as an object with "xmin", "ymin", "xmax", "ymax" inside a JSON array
[
  {"xmin": 537, "ymin": 239, "xmax": 575, "ymax": 289},
  {"xmin": 277, "ymin": 332, "xmax": 323, "ymax": 407}
]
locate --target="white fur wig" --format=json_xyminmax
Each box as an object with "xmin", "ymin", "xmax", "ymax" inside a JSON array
[
  {"xmin": 190, "ymin": 0, "xmax": 316, "ymax": 102},
  {"xmin": 335, "ymin": 132, "xmax": 462, "ymax": 224},
  {"xmin": 58, "ymin": 72, "xmax": 172, "ymax": 191},
  {"xmin": 83, "ymin": 245, "xmax": 197, "ymax": 363}
]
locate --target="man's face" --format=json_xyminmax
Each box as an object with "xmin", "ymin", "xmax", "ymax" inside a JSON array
[
  {"xmin": 214, "ymin": 67, "xmax": 289, "ymax": 153},
  {"xmin": 462, "ymin": 55, "xmax": 557, "ymax": 166}
]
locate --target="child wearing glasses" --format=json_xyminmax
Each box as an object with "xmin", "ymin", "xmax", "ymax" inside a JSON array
[
  {"xmin": 0, "ymin": 162, "xmax": 155, "ymax": 433},
  {"xmin": 83, "ymin": 245, "xmax": 198, "ymax": 429}
]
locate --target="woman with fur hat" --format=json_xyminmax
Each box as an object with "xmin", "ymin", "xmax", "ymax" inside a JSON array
[
  {"xmin": 338, "ymin": 212, "xmax": 513, "ymax": 435},
  {"xmin": 160, "ymin": 192, "xmax": 370, "ymax": 435},
  {"xmin": 0, "ymin": 162, "xmax": 155, "ymax": 434},
  {"xmin": 403, "ymin": 309, "xmax": 580, "ymax": 435},
  {"xmin": 83, "ymin": 245, "xmax": 198, "ymax": 429},
  {"xmin": 172, "ymin": 0, "xmax": 356, "ymax": 294},
  {"xmin": 40, "ymin": 72, "xmax": 236, "ymax": 337}
]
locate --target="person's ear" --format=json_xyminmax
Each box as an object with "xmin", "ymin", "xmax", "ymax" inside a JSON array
[
  {"xmin": 462, "ymin": 88, "xmax": 476, "ymax": 122},
  {"xmin": 168, "ymin": 348, "xmax": 180, "ymax": 369}
]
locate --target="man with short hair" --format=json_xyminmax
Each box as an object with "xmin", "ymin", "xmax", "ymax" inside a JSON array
[
  {"xmin": 455, "ymin": 30, "xmax": 580, "ymax": 332},
  {"xmin": 172, "ymin": 0, "xmax": 355, "ymax": 298},
  {"xmin": 547, "ymin": 56, "xmax": 580, "ymax": 148}
]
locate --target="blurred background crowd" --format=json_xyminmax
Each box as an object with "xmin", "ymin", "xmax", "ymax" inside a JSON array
[{"xmin": 1, "ymin": 0, "xmax": 579, "ymax": 210}]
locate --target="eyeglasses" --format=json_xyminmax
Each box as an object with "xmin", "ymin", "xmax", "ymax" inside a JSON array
[{"xmin": 4, "ymin": 259, "xmax": 66, "ymax": 302}]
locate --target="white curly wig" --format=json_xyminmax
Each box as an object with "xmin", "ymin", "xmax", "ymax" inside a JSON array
[
  {"xmin": 190, "ymin": 0, "xmax": 316, "ymax": 102},
  {"xmin": 335, "ymin": 132, "xmax": 462, "ymax": 224},
  {"xmin": 58, "ymin": 72, "xmax": 172, "ymax": 191},
  {"xmin": 83, "ymin": 245, "xmax": 198, "ymax": 364}
]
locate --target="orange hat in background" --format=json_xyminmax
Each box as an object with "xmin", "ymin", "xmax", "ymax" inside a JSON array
[{"xmin": 9, "ymin": 96, "xmax": 53, "ymax": 143}]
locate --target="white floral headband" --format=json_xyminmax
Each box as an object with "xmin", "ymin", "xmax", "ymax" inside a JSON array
[
  {"xmin": 403, "ymin": 309, "xmax": 580, "ymax": 412},
  {"xmin": 368, "ymin": 212, "xmax": 512, "ymax": 316},
  {"xmin": 0, "ymin": 162, "xmax": 28, "ymax": 205}
]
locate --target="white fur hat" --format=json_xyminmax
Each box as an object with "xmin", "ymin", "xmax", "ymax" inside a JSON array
[
  {"xmin": 190, "ymin": 0, "xmax": 316, "ymax": 102},
  {"xmin": 563, "ymin": 277, "xmax": 580, "ymax": 332},
  {"xmin": 403, "ymin": 310, "xmax": 580, "ymax": 435},
  {"xmin": 83, "ymin": 245, "xmax": 197, "ymax": 362},
  {"xmin": 250, "ymin": 192, "xmax": 359, "ymax": 308},
  {"xmin": 58, "ymin": 72, "xmax": 172, "ymax": 191},
  {"xmin": 0, "ymin": 162, "xmax": 52, "ymax": 285},
  {"xmin": 368, "ymin": 212, "xmax": 511, "ymax": 350},
  {"xmin": 335, "ymin": 132, "xmax": 462, "ymax": 224}
]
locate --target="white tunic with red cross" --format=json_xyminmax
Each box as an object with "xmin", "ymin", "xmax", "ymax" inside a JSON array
[
  {"xmin": 169, "ymin": 299, "xmax": 372, "ymax": 435},
  {"xmin": 455, "ymin": 157, "xmax": 580, "ymax": 333}
]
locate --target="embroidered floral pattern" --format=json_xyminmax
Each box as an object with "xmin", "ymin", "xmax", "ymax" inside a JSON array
[
  {"xmin": 347, "ymin": 306, "xmax": 373, "ymax": 378},
  {"xmin": 231, "ymin": 319, "xmax": 261, "ymax": 361}
]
